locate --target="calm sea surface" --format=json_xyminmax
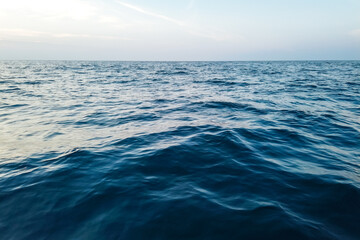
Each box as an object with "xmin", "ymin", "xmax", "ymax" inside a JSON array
[{"xmin": 0, "ymin": 61, "xmax": 359, "ymax": 239}]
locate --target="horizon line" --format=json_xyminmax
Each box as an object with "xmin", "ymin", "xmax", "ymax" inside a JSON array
[{"xmin": 1, "ymin": 59, "xmax": 359, "ymax": 62}]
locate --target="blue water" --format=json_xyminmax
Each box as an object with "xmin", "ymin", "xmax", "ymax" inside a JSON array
[{"xmin": 0, "ymin": 61, "xmax": 359, "ymax": 239}]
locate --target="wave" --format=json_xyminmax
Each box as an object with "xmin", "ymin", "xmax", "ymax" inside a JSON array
[{"xmin": 0, "ymin": 61, "xmax": 359, "ymax": 239}]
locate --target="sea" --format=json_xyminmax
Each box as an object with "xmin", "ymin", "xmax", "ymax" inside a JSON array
[{"xmin": 0, "ymin": 61, "xmax": 359, "ymax": 240}]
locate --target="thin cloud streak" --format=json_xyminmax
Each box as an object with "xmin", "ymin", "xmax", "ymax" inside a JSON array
[
  {"xmin": 0, "ymin": 28, "xmax": 131, "ymax": 42},
  {"xmin": 114, "ymin": 1, "xmax": 234, "ymax": 41},
  {"xmin": 0, "ymin": 28, "xmax": 47, "ymax": 38},
  {"xmin": 52, "ymin": 33, "xmax": 132, "ymax": 40},
  {"xmin": 115, "ymin": 1, "xmax": 185, "ymax": 26}
]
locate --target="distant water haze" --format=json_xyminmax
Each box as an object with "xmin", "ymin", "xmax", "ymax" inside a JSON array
[{"xmin": 0, "ymin": 0, "xmax": 360, "ymax": 60}]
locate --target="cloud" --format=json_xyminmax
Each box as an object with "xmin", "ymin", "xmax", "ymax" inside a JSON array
[
  {"xmin": 115, "ymin": 1, "xmax": 185, "ymax": 26},
  {"xmin": 0, "ymin": 28, "xmax": 50, "ymax": 43},
  {"xmin": 115, "ymin": 1, "xmax": 237, "ymax": 42},
  {"xmin": 52, "ymin": 33, "xmax": 131, "ymax": 40},
  {"xmin": 0, "ymin": 0, "xmax": 98, "ymax": 21},
  {"xmin": 0, "ymin": 0, "xmax": 239, "ymax": 44},
  {"xmin": 0, "ymin": 0, "xmax": 134, "ymax": 43},
  {"xmin": 0, "ymin": 28, "xmax": 131, "ymax": 42},
  {"xmin": 0, "ymin": 28, "xmax": 47, "ymax": 38}
]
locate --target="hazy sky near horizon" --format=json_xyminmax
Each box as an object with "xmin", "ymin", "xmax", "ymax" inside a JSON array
[{"xmin": 0, "ymin": 0, "xmax": 359, "ymax": 60}]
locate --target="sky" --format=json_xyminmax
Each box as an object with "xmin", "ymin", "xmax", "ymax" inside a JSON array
[{"xmin": 0, "ymin": 0, "xmax": 359, "ymax": 60}]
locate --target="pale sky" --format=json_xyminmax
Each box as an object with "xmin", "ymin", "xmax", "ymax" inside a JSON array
[{"xmin": 0, "ymin": 0, "xmax": 359, "ymax": 60}]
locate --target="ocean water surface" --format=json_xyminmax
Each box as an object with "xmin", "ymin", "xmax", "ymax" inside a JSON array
[{"xmin": 0, "ymin": 61, "xmax": 359, "ymax": 239}]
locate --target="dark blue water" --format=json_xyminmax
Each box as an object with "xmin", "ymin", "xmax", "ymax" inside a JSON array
[{"xmin": 0, "ymin": 61, "xmax": 359, "ymax": 239}]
